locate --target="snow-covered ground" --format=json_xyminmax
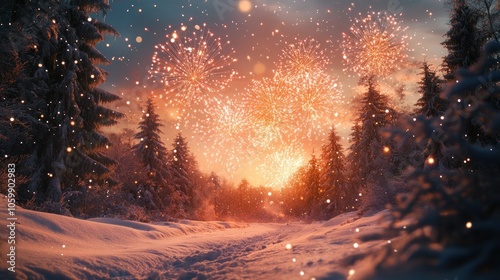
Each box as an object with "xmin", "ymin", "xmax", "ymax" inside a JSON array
[{"xmin": 0, "ymin": 196, "xmax": 389, "ymax": 279}]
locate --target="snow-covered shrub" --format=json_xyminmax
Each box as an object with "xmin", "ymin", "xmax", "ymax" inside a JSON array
[
  {"xmin": 123, "ymin": 204, "xmax": 150, "ymax": 223},
  {"xmin": 353, "ymin": 41, "xmax": 500, "ymax": 279}
]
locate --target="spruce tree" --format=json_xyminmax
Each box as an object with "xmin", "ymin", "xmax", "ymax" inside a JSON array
[
  {"xmin": 415, "ymin": 62, "xmax": 447, "ymax": 117},
  {"xmin": 1, "ymin": 1, "xmax": 123, "ymax": 207},
  {"xmin": 348, "ymin": 77, "xmax": 397, "ymax": 212},
  {"xmin": 442, "ymin": 0, "xmax": 499, "ymax": 146},
  {"xmin": 442, "ymin": 0, "xmax": 482, "ymax": 81},
  {"xmin": 414, "ymin": 62, "xmax": 449, "ymax": 168},
  {"xmin": 133, "ymin": 98, "xmax": 169, "ymax": 183},
  {"xmin": 169, "ymin": 133, "xmax": 198, "ymax": 217},
  {"xmin": 320, "ymin": 126, "xmax": 347, "ymax": 215},
  {"xmin": 303, "ymin": 154, "xmax": 321, "ymax": 218},
  {"xmin": 356, "ymin": 77, "xmax": 396, "ymax": 184},
  {"xmin": 357, "ymin": 40, "xmax": 500, "ymax": 280},
  {"xmin": 346, "ymin": 122, "xmax": 363, "ymax": 210}
]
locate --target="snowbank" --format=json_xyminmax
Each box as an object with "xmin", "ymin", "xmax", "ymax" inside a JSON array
[
  {"xmin": 0, "ymin": 196, "xmax": 390, "ymax": 279},
  {"xmin": 0, "ymin": 196, "xmax": 248, "ymax": 279}
]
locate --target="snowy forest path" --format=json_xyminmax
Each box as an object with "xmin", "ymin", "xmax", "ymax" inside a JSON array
[
  {"xmin": 157, "ymin": 223, "xmax": 305, "ymax": 279},
  {"xmin": 1, "ymin": 197, "xmax": 386, "ymax": 280}
]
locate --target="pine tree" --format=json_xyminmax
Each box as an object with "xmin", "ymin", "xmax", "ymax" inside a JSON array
[
  {"xmin": 303, "ymin": 154, "xmax": 321, "ymax": 218},
  {"xmin": 346, "ymin": 122, "xmax": 363, "ymax": 210},
  {"xmin": 320, "ymin": 126, "xmax": 347, "ymax": 215},
  {"xmin": 348, "ymin": 122, "xmax": 362, "ymax": 178},
  {"xmin": 414, "ymin": 62, "xmax": 448, "ymax": 168},
  {"xmin": 210, "ymin": 172, "xmax": 223, "ymax": 217},
  {"xmin": 169, "ymin": 133, "xmax": 198, "ymax": 217},
  {"xmin": 442, "ymin": 0, "xmax": 499, "ymax": 146},
  {"xmin": 356, "ymin": 77, "xmax": 396, "ymax": 184},
  {"xmin": 133, "ymin": 98, "xmax": 169, "ymax": 183},
  {"xmin": 415, "ymin": 62, "xmax": 448, "ymax": 117},
  {"xmin": 357, "ymin": 40, "xmax": 500, "ymax": 280},
  {"xmin": 442, "ymin": 0, "xmax": 483, "ymax": 81},
  {"xmin": 1, "ymin": 1, "xmax": 123, "ymax": 208},
  {"xmin": 348, "ymin": 77, "xmax": 397, "ymax": 212}
]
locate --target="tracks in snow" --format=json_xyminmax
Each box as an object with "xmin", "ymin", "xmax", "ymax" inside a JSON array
[{"xmin": 150, "ymin": 223, "xmax": 304, "ymax": 280}]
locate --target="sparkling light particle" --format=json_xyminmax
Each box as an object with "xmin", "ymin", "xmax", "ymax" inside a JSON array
[
  {"xmin": 427, "ymin": 157, "xmax": 435, "ymax": 165},
  {"xmin": 253, "ymin": 62, "xmax": 266, "ymax": 75},
  {"xmin": 239, "ymin": 0, "xmax": 252, "ymax": 13}
]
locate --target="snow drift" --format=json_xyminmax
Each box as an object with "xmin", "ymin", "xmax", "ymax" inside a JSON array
[{"xmin": 0, "ymin": 196, "xmax": 389, "ymax": 279}]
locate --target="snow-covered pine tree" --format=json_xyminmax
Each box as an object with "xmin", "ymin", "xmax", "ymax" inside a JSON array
[
  {"xmin": 1, "ymin": 1, "xmax": 123, "ymax": 209},
  {"xmin": 413, "ymin": 62, "xmax": 448, "ymax": 168},
  {"xmin": 442, "ymin": 0, "xmax": 499, "ymax": 146},
  {"xmin": 442, "ymin": 0, "xmax": 483, "ymax": 82},
  {"xmin": 303, "ymin": 154, "xmax": 322, "ymax": 219},
  {"xmin": 415, "ymin": 62, "xmax": 448, "ymax": 117},
  {"xmin": 349, "ymin": 77, "xmax": 397, "ymax": 212},
  {"xmin": 169, "ymin": 133, "xmax": 199, "ymax": 217},
  {"xmin": 1, "ymin": 2, "xmax": 54, "ymax": 202},
  {"xmin": 320, "ymin": 126, "xmax": 347, "ymax": 217},
  {"xmin": 354, "ymin": 41, "xmax": 500, "ymax": 280},
  {"xmin": 131, "ymin": 98, "xmax": 170, "ymax": 212},
  {"xmin": 346, "ymin": 122, "xmax": 363, "ymax": 211},
  {"xmin": 355, "ymin": 77, "xmax": 396, "ymax": 185},
  {"xmin": 39, "ymin": 0, "xmax": 122, "ymax": 204},
  {"xmin": 133, "ymin": 98, "xmax": 169, "ymax": 183}
]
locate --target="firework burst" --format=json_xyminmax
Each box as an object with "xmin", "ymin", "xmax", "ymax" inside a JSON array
[
  {"xmin": 150, "ymin": 24, "xmax": 236, "ymax": 110},
  {"xmin": 341, "ymin": 12, "xmax": 408, "ymax": 77},
  {"xmin": 290, "ymin": 72, "xmax": 343, "ymax": 138},
  {"xmin": 258, "ymin": 144, "xmax": 305, "ymax": 188},
  {"xmin": 197, "ymin": 98, "xmax": 251, "ymax": 175},
  {"xmin": 278, "ymin": 38, "xmax": 328, "ymax": 75},
  {"xmin": 244, "ymin": 74, "xmax": 293, "ymax": 145}
]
